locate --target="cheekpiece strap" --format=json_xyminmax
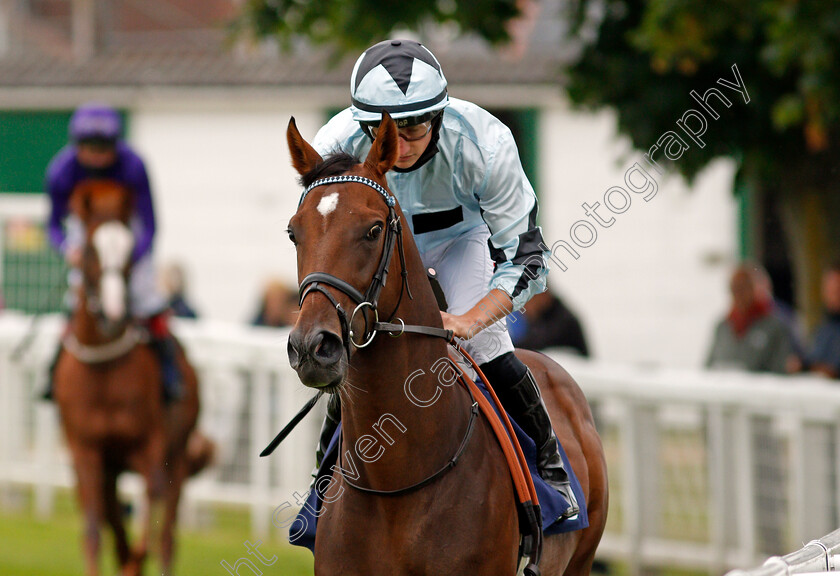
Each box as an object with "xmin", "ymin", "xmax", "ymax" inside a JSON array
[{"xmin": 299, "ymin": 175, "xmax": 396, "ymax": 207}]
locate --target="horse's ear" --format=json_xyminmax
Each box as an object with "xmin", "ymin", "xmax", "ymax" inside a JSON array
[
  {"xmin": 364, "ymin": 111, "xmax": 399, "ymax": 177},
  {"xmin": 69, "ymin": 182, "xmax": 92, "ymax": 220},
  {"xmin": 287, "ymin": 116, "xmax": 323, "ymax": 176}
]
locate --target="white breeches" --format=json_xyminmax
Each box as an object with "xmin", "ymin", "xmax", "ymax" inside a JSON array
[{"xmin": 419, "ymin": 225, "xmax": 515, "ymax": 366}]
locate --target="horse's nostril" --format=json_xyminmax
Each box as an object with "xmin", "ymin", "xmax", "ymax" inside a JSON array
[
  {"xmin": 313, "ymin": 331, "xmax": 343, "ymax": 365},
  {"xmin": 289, "ymin": 330, "xmax": 344, "ymax": 372},
  {"xmin": 287, "ymin": 331, "xmax": 303, "ymax": 369}
]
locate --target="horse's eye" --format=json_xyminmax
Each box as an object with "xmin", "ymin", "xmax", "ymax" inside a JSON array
[
  {"xmin": 287, "ymin": 227, "xmax": 297, "ymax": 245},
  {"xmin": 367, "ymin": 224, "xmax": 383, "ymax": 241}
]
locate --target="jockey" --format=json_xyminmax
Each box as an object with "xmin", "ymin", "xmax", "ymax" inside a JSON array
[
  {"xmin": 41, "ymin": 103, "xmax": 182, "ymax": 402},
  {"xmin": 311, "ymin": 39, "xmax": 577, "ymax": 515}
]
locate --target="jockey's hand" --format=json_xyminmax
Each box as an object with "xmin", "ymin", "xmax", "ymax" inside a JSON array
[
  {"xmin": 440, "ymin": 288, "xmax": 514, "ymax": 340},
  {"xmin": 65, "ymin": 247, "xmax": 83, "ymax": 268},
  {"xmin": 440, "ymin": 311, "xmax": 480, "ymax": 340}
]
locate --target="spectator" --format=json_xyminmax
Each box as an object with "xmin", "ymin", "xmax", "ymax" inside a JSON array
[
  {"xmin": 750, "ymin": 263, "xmax": 806, "ymax": 371},
  {"xmin": 159, "ymin": 261, "xmax": 199, "ymax": 319},
  {"xmin": 507, "ymin": 288, "xmax": 589, "ymax": 356},
  {"xmin": 706, "ymin": 263, "xmax": 793, "ymax": 374},
  {"xmin": 251, "ymin": 279, "xmax": 298, "ymax": 328},
  {"xmin": 804, "ymin": 261, "xmax": 840, "ymax": 378}
]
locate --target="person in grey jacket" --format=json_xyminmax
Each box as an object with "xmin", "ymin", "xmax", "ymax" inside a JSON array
[{"xmin": 706, "ymin": 264, "xmax": 793, "ymax": 374}]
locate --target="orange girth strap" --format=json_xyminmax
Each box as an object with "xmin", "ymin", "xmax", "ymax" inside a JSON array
[
  {"xmin": 448, "ymin": 344, "xmax": 545, "ymax": 572},
  {"xmin": 447, "ymin": 347, "xmax": 539, "ymax": 507}
]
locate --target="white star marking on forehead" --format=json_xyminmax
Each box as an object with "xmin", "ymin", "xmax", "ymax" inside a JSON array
[{"xmin": 317, "ymin": 192, "xmax": 340, "ymax": 217}]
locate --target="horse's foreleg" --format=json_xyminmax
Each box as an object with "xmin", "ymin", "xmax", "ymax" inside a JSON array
[
  {"xmin": 69, "ymin": 443, "xmax": 105, "ymax": 576},
  {"xmin": 160, "ymin": 456, "xmax": 188, "ymax": 575},
  {"xmin": 125, "ymin": 433, "xmax": 167, "ymax": 576},
  {"xmin": 102, "ymin": 466, "xmax": 131, "ymax": 568}
]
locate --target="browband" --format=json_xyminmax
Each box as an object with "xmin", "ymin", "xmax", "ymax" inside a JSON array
[{"xmin": 300, "ymin": 175, "xmax": 395, "ymax": 207}]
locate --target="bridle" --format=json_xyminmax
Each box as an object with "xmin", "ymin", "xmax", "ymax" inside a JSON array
[
  {"xmin": 297, "ymin": 175, "xmax": 482, "ymax": 498},
  {"xmin": 261, "ymin": 172, "xmax": 454, "ymax": 458},
  {"xmin": 63, "ymin": 226, "xmax": 138, "ymax": 364},
  {"xmin": 296, "ymin": 175, "xmax": 452, "ymax": 359},
  {"xmin": 81, "ymin": 241, "xmax": 130, "ymax": 332}
]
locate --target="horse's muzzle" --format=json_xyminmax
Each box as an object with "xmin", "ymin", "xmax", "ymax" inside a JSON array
[{"xmin": 287, "ymin": 328, "xmax": 346, "ymax": 389}]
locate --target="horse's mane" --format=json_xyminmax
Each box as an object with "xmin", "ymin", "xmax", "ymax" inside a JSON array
[{"xmin": 299, "ymin": 151, "xmax": 360, "ymax": 188}]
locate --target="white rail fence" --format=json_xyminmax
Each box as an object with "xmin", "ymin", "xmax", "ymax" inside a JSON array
[
  {"xmin": 557, "ymin": 353, "xmax": 840, "ymax": 576},
  {"xmin": 0, "ymin": 312, "xmax": 322, "ymax": 537},
  {"xmin": 3, "ymin": 312, "xmax": 840, "ymax": 575},
  {"xmin": 725, "ymin": 528, "xmax": 840, "ymax": 576}
]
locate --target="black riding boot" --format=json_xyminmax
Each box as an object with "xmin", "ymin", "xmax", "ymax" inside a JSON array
[
  {"xmin": 40, "ymin": 344, "xmax": 63, "ymax": 401},
  {"xmin": 315, "ymin": 394, "xmax": 342, "ymax": 469},
  {"xmin": 481, "ymin": 352, "xmax": 580, "ymax": 519},
  {"xmin": 149, "ymin": 335, "xmax": 183, "ymax": 402}
]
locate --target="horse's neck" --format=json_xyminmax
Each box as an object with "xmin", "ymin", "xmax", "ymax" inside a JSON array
[
  {"xmin": 341, "ymin": 339, "xmax": 472, "ymax": 488},
  {"xmin": 339, "ymin": 240, "xmax": 473, "ymax": 488}
]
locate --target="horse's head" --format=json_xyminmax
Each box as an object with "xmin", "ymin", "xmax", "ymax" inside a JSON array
[
  {"xmin": 285, "ymin": 113, "xmax": 404, "ymax": 391},
  {"xmin": 70, "ymin": 179, "xmax": 135, "ymax": 332}
]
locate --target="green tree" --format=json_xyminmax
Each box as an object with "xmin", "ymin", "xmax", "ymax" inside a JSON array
[
  {"xmin": 233, "ymin": 0, "xmax": 840, "ymax": 327},
  {"xmin": 566, "ymin": 0, "xmax": 840, "ymax": 328},
  {"xmin": 230, "ymin": 0, "xmax": 520, "ymax": 54}
]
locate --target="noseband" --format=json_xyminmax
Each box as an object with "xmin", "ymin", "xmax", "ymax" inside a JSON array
[{"xmin": 297, "ymin": 175, "xmax": 414, "ymax": 359}]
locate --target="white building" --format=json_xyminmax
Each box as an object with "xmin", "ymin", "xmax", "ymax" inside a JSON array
[{"xmin": 0, "ymin": 0, "xmax": 738, "ymax": 368}]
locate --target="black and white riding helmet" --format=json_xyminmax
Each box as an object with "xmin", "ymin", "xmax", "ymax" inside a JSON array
[{"xmin": 350, "ymin": 39, "xmax": 449, "ymax": 127}]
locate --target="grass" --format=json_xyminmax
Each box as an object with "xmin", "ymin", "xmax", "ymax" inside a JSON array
[
  {"xmin": 0, "ymin": 488, "xmax": 314, "ymax": 576},
  {"xmin": 0, "ymin": 487, "xmax": 718, "ymax": 576}
]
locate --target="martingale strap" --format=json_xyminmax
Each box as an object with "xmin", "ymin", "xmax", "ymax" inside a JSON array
[{"xmin": 337, "ymin": 381, "xmax": 480, "ymax": 497}]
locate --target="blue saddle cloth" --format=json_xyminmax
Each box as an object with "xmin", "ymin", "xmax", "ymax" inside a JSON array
[{"xmin": 289, "ymin": 378, "xmax": 588, "ymax": 553}]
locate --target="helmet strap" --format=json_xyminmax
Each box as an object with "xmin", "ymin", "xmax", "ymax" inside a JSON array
[{"xmin": 361, "ymin": 123, "xmax": 376, "ymax": 142}]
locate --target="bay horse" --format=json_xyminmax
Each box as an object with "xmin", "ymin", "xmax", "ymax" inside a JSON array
[
  {"xmin": 285, "ymin": 114, "xmax": 608, "ymax": 575},
  {"xmin": 53, "ymin": 179, "xmax": 212, "ymax": 576}
]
